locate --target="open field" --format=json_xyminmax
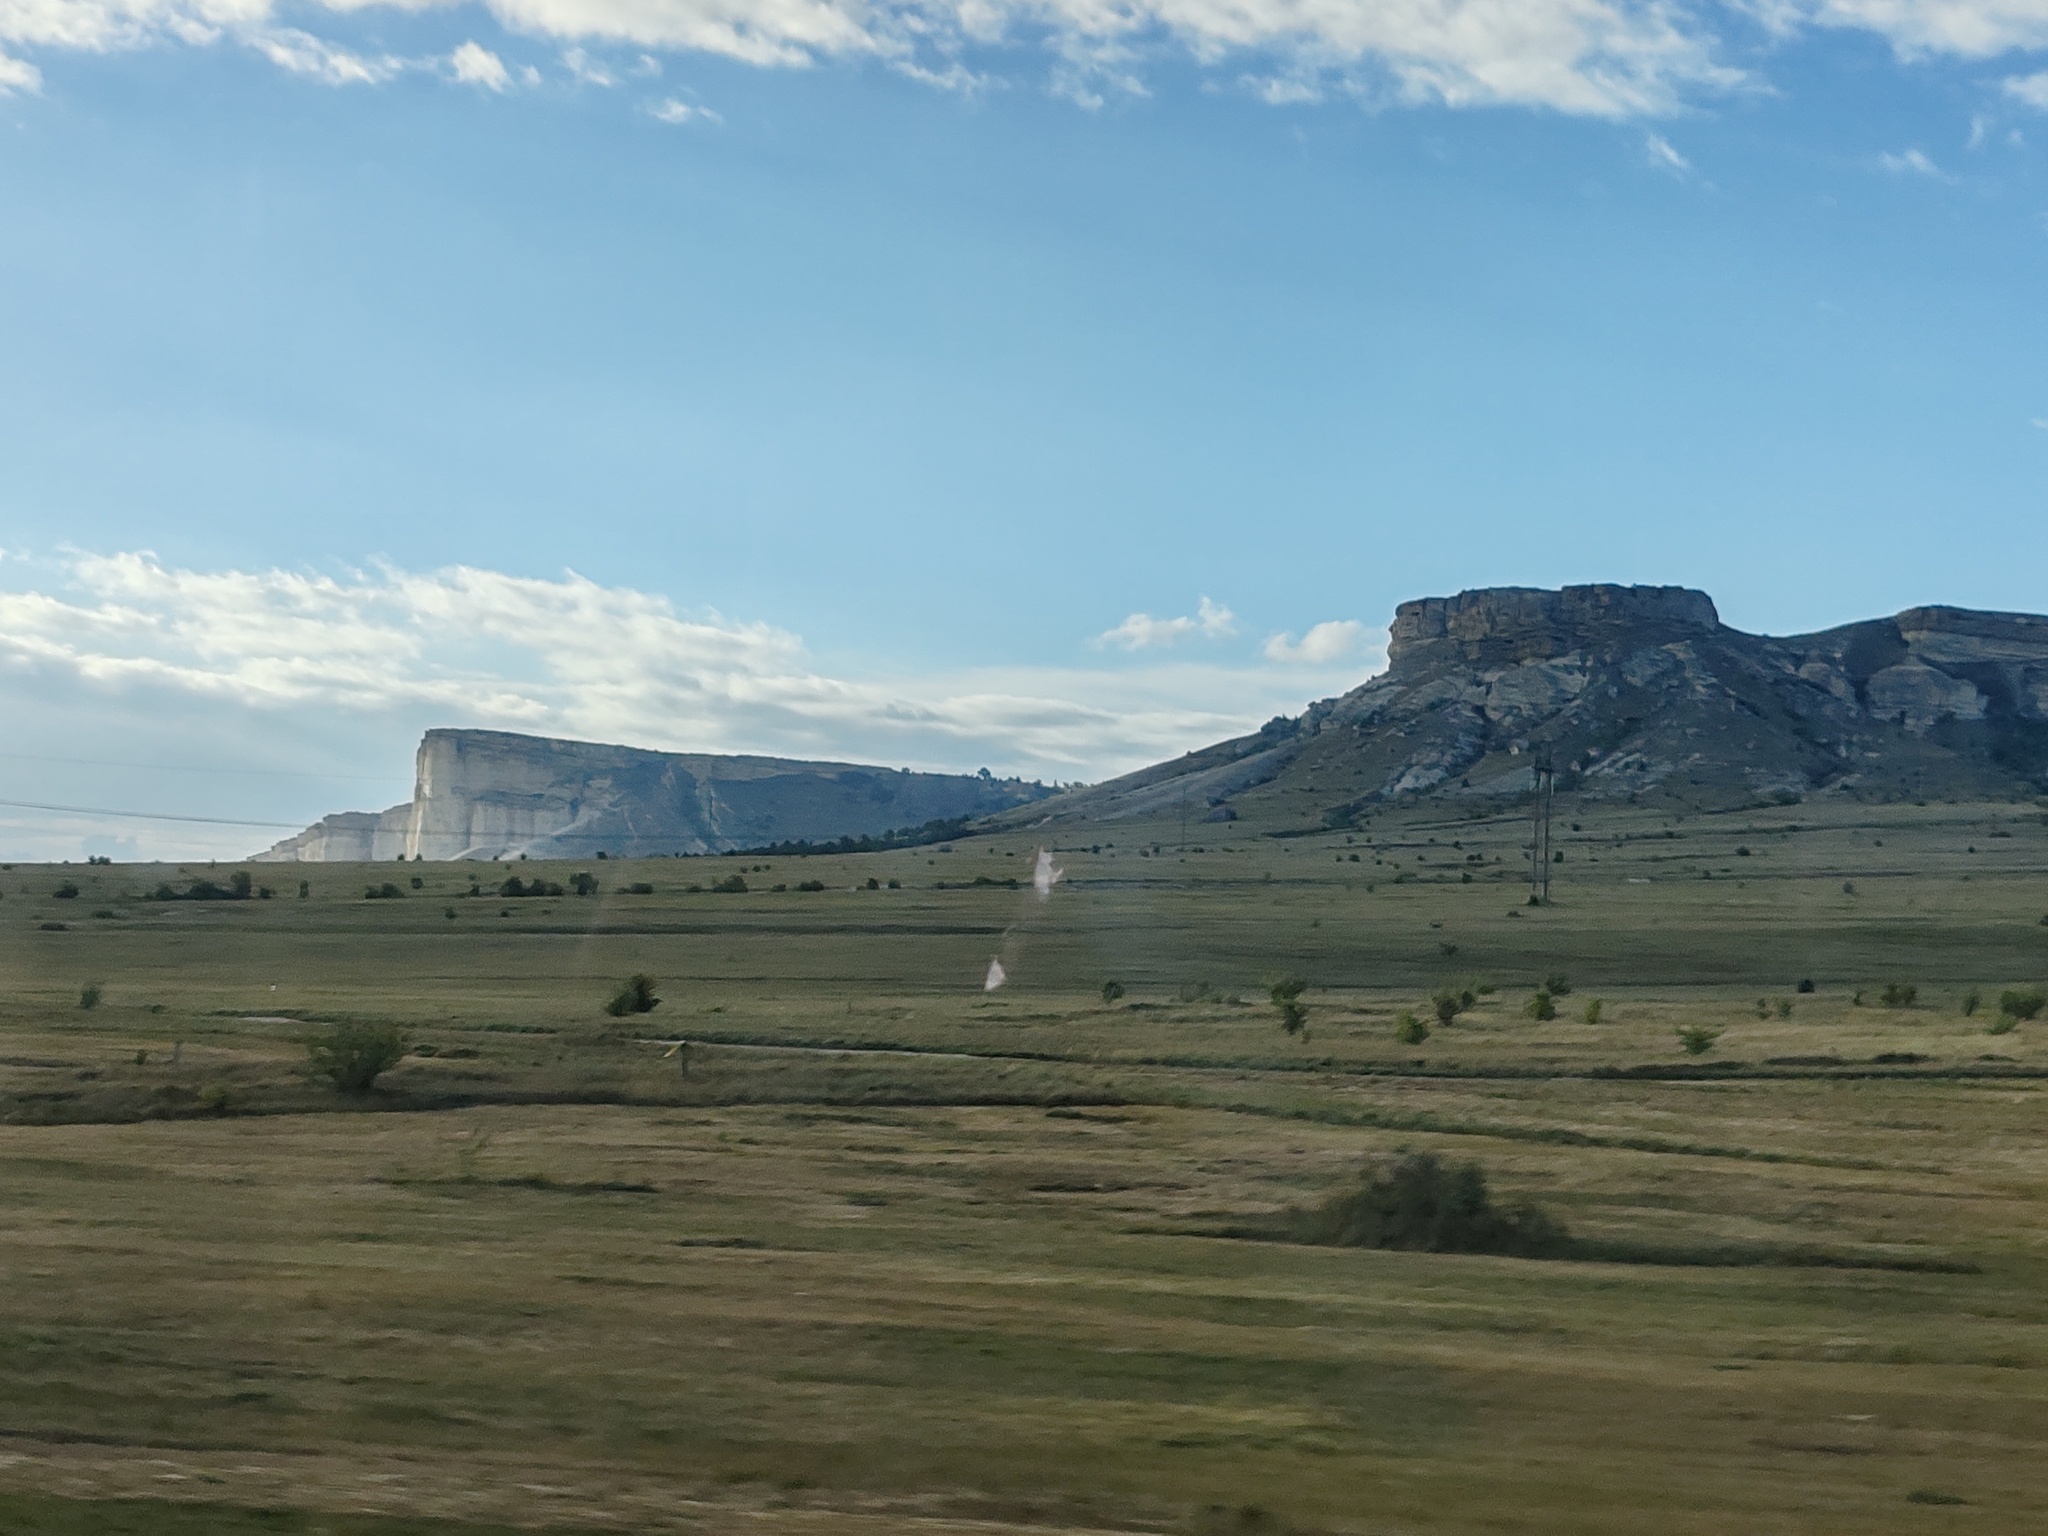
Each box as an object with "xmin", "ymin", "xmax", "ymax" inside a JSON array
[{"xmin": 3, "ymin": 795, "xmax": 2047, "ymax": 1532}]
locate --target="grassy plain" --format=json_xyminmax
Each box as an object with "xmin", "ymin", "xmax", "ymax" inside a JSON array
[{"xmin": 2, "ymin": 794, "xmax": 2046, "ymax": 1533}]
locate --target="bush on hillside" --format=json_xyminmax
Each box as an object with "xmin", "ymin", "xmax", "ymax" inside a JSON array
[
  {"xmin": 1999, "ymin": 986, "xmax": 2045, "ymax": 1021},
  {"xmin": 1100, "ymin": 980, "xmax": 1126, "ymax": 1004},
  {"xmin": 1268, "ymin": 975, "xmax": 1308, "ymax": 1036},
  {"xmin": 1676, "ymin": 1025, "xmax": 1722, "ymax": 1055},
  {"xmin": 1523, "ymin": 991, "xmax": 1557, "ymax": 1021},
  {"xmin": 604, "ymin": 974, "xmax": 661, "ymax": 1017},
  {"xmin": 1291, "ymin": 1153, "xmax": 1565, "ymax": 1258},
  {"xmin": 1394, "ymin": 1010, "xmax": 1429, "ymax": 1045},
  {"xmin": 1542, "ymin": 971, "xmax": 1572, "ymax": 996},
  {"xmin": 711, "ymin": 874, "xmax": 748, "ymax": 894},
  {"xmin": 1880, "ymin": 982, "xmax": 1918, "ymax": 1008},
  {"xmin": 307, "ymin": 1021, "xmax": 409, "ymax": 1094}
]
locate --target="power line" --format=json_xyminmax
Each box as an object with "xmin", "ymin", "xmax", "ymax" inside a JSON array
[{"xmin": 0, "ymin": 798, "xmax": 306, "ymax": 829}]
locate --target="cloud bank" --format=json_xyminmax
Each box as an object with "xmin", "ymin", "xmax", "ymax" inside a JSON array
[
  {"xmin": 5, "ymin": 0, "xmax": 2048, "ymax": 115},
  {"xmin": 0, "ymin": 555, "xmax": 1381, "ymax": 848}
]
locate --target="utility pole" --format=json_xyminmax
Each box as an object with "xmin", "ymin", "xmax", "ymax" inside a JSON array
[{"xmin": 1529, "ymin": 747, "xmax": 1554, "ymax": 903}]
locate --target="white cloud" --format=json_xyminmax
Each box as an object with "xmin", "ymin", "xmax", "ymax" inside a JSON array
[
  {"xmin": 1879, "ymin": 146, "xmax": 1943, "ymax": 175},
  {"xmin": 2005, "ymin": 69, "xmax": 2048, "ymax": 109},
  {"xmin": 563, "ymin": 44, "xmax": 612, "ymax": 83},
  {"xmin": 0, "ymin": 0, "xmax": 1745, "ymax": 117},
  {"xmin": 1094, "ymin": 595, "xmax": 1235, "ymax": 650},
  {"xmin": 1789, "ymin": 0, "xmax": 2048, "ymax": 58},
  {"xmin": 450, "ymin": 38, "xmax": 510, "ymax": 89},
  {"xmin": 0, "ymin": 555, "xmax": 1366, "ymax": 820},
  {"xmin": 648, "ymin": 94, "xmax": 719, "ymax": 121},
  {"xmin": 1644, "ymin": 131, "xmax": 1689, "ymax": 172},
  {"xmin": 0, "ymin": 49, "xmax": 41, "ymax": 91},
  {"xmin": 5, "ymin": 3, "xmax": 2048, "ymax": 126},
  {"xmin": 1263, "ymin": 619, "xmax": 1365, "ymax": 664},
  {"xmin": 249, "ymin": 27, "xmax": 395, "ymax": 84}
]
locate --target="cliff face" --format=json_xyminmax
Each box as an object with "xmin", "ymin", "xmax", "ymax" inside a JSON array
[
  {"xmin": 257, "ymin": 730, "xmax": 1054, "ymax": 861},
  {"xmin": 1017, "ymin": 585, "xmax": 2048, "ymax": 828}
]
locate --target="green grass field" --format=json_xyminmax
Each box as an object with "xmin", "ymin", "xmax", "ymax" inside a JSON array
[{"xmin": 3, "ymin": 794, "xmax": 2045, "ymax": 1532}]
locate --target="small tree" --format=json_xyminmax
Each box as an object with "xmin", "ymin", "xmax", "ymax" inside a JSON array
[
  {"xmin": 1394, "ymin": 1010, "xmax": 1429, "ymax": 1045},
  {"xmin": 53, "ymin": 881, "xmax": 79, "ymax": 900},
  {"xmin": 1524, "ymin": 991, "xmax": 1557, "ymax": 1021},
  {"xmin": 1999, "ymin": 986, "xmax": 2045, "ymax": 1021},
  {"xmin": 1542, "ymin": 971, "xmax": 1572, "ymax": 996},
  {"xmin": 307, "ymin": 1022, "xmax": 409, "ymax": 1094},
  {"xmin": 1100, "ymin": 980, "xmax": 1126, "ymax": 1004},
  {"xmin": 1961, "ymin": 987, "xmax": 1982, "ymax": 1017},
  {"xmin": 1880, "ymin": 982, "xmax": 1918, "ymax": 1008},
  {"xmin": 1676, "ymin": 1025, "xmax": 1721, "ymax": 1056},
  {"xmin": 1269, "ymin": 975, "xmax": 1308, "ymax": 1036},
  {"xmin": 79, "ymin": 983, "xmax": 102, "ymax": 1010},
  {"xmin": 1581, "ymin": 998, "xmax": 1603, "ymax": 1026},
  {"xmin": 712, "ymin": 874, "xmax": 748, "ymax": 894},
  {"xmin": 1430, "ymin": 987, "xmax": 1467, "ymax": 1027},
  {"xmin": 605, "ymin": 974, "xmax": 661, "ymax": 1017},
  {"xmin": 570, "ymin": 872, "xmax": 600, "ymax": 896}
]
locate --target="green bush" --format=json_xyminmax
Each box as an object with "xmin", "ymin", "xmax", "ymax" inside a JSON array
[
  {"xmin": 1291, "ymin": 1154, "xmax": 1566, "ymax": 1258},
  {"xmin": 52, "ymin": 882, "xmax": 79, "ymax": 900},
  {"xmin": 1523, "ymin": 991, "xmax": 1557, "ymax": 1021},
  {"xmin": 1542, "ymin": 971, "xmax": 1572, "ymax": 996},
  {"xmin": 1676, "ymin": 1025, "xmax": 1721, "ymax": 1055},
  {"xmin": 1268, "ymin": 975, "xmax": 1308, "ymax": 1036},
  {"xmin": 604, "ymin": 974, "xmax": 661, "ymax": 1017},
  {"xmin": 1394, "ymin": 1010, "xmax": 1429, "ymax": 1045},
  {"xmin": 1998, "ymin": 986, "xmax": 2045, "ymax": 1021},
  {"xmin": 1962, "ymin": 987, "xmax": 1982, "ymax": 1017},
  {"xmin": 796, "ymin": 879, "xmax": 826, "ymax": 892},
  {"xmin": 1581, "ymin": 998, "xmax": 1603, "ymax": 1026},
  {"xmin": 1100, "ymin": 980, "xmax": 1126, "ymax": 1004},
  {"xmin": 364, "ymin": 883, "xmax": 403, "ymax": 900},
  {"xmin": 625, "ymin": 881, "xmax": 656, "ymax": 894},
  {"xmin": 712, "ymin": 874, "xmax": 748, "ymax": 894},
  {"xmin": 307, "ymin": 1022, "xmax": 409, "ymax": 1094},
  {"xmin": 1880, "ymin": 982, "xmax": 1918, "ymax": 1008},
  {"xmin": 570, "ymin": 872, "xmax": 600, "ymax": 896},
  {"xmin": 1430, "ymin": 987, "xmax": 1466, "ymax": 1026},
  {"xmin": 1986, "ymin": 1014, "xmax": 2018, "ymax": 1036},
  {"xmin": 78, "ymin": 983, "xmax": 101, "ymax": 1010}
]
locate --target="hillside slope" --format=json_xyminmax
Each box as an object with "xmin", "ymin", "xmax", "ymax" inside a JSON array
[{"xmin": 1017, "ymin": 585, "xmax": 2048, "ymax": 832}]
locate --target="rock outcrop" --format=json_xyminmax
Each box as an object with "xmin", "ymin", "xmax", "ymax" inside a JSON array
[
  {"xmin": 257, "ymin": 729, "xmax": 1053, "ymax": 861},
  {"xmin": 1021, "ymin": 585, "xmax": 2048, "ymax": 828}
]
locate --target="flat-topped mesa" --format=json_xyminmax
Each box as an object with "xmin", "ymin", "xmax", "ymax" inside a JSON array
[{"xmin": 1387, "ymin": 584, "xmax": 1721, "ymax": 672}]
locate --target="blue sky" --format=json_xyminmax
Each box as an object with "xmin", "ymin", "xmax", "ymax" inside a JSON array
[{"xmin": 2, "ymin": 1, "xmax": 2048, "ymax": 857}]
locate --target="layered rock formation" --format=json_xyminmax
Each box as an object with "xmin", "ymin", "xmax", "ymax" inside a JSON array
[
  {"xmin": 257, "ymin": 729, "xmax": 1053, "ymax": 861},
  {"xmin": 1021, "ymin": 585, "xmax": 2048, "ymax": 827}
]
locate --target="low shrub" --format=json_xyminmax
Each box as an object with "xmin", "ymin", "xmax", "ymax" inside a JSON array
[
  {"xmin": 1100, "ymin": 980, "xmax": 1125, "ymax": 1004},
  {"xmin": 53, "ymin": 882, "xmax": 79, "ymax": 900},
  {"xmin": 1986, "ymin": 1015, "xmax": 2018, "ymax": 1036},
  {"xmin": 1962, "ymin": 987, "xmax": 1982, "ymax": 1017},
  {"xmin": 570, "ymin": 872, "xmax": 600, "ymax": 896},
  {"xmin": 1268, "ymin": 975, "xmax": 1308, "ymax": 1035},
  {"xmin": 364, "ymin": 883, "xmax": 404, "ymax": 900},
  {"xmin": 1430, "ymin": 987, "xmax": 1467, "ymax": 1026},
  {"xmin": 1999, "ymin": 986, "xmax": 2045, "ymax": 1021},
  {"xmin": 1880, "ymin": 982, "xmax": 1918, "ymax": 1008},
  {"xmin": 604, "ymin": 973, "xmax": 661, "ymax": 1017},
  {"xmin": 78, "ymin": 983, "xmax": 101, "ymax": 1010},
  {"xmin": 1542, "ymin": 971, "xmax": 1572, "ymax": 996},
  {"xmin": 1523, "ymin": 991, "xmax": 1557, "ymax": 1021},
  {"xmin": 307, "ymin": 1021, "xmax": 409, "ymax": 1094},
  {"xmin": 1581, "ymin": 998, "xmax": 1603, "ymax": 1025},
  {"xmin": 1796, "ymin": 978, "xmax": 1815, "ymax": 994},
  {"xmin": 1677, "ymin": 1025, "xmax": 1722, "ymax": 1055},
  {"xmin": 624, "ymin": 882, "xmax": 656, "ymax": 894},
  {"xmin": 711, "ymin": 874, "xmax": 748, "ymax": 894},
  {"xmin": 1291, "ymin": 1154, "xmax": 1566, "ymax": 1258},
  {"xmin": 796, "ymin": 879, "xmax": 826, "ymax": 892},
  {"xmin": 1394, "ymin": 1010, "xmax": 1429, "ymax": 1045}
]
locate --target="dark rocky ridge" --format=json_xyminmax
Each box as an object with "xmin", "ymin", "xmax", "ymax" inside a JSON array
[
  {"xmin": 257, "ymin": 729, "xmax": 1053, "ymax": 861},
  {"xmin": 1019, "ymin": 584, "xmax": 2048, "ymax": 828}
]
